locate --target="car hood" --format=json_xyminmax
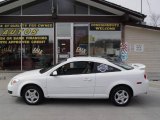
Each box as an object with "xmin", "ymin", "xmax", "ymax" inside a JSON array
[{"xmin": 12, "ymin": 69, "xmax": 41, "ymax": 80}]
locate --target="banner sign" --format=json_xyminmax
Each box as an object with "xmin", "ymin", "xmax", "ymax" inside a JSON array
[
  {"xmin": 0, "ymin": 36, "xmax": 49, "ymax": 44},
  {"xmin": 0, "ymin": 23, "xmax": 53, "ymax": 28},
  {"xmin": 90, "ymin": 23, "xmax": 121, "ymax": 31},
  {"xmin": 0, "ymin": 23, "xmax": 53, "ymax": 45}
]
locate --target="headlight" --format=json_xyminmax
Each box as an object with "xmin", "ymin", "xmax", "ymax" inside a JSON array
[{"xmin": 11, "ymin": 79, "xmax": 20, "ymax": 85}]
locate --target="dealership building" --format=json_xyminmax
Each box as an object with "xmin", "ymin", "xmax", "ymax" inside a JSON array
[{"xmin": 0, "ymin": 0, "xmax": 160, "ymax": 80}]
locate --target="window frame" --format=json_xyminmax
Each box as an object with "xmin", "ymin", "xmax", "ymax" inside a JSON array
[
  {"xmin": 55, "ymin": 61, "xmax": 94, "ymax": 76},
  {"xmin": 93, "ymin": 62, "xmax": 121, "ymax": 73}
]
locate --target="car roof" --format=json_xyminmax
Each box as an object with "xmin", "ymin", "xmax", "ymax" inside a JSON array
[{"xmin": 67, "ymin": 57, "xmax": 110, "ymax": 64}]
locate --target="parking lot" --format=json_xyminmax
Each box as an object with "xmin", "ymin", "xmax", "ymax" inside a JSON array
[{"xmin": 1, "ymin": 79, "xmax": 160, "ymax": 120}]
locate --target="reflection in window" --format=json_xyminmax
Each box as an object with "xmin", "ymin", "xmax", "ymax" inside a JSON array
[
  {"xmin": 90, "ymin": 6, "xmax": 114, "ymax": 15},
  {"xmin": 0, "ymin": 23, "xmax": 54, "ymax": 70},
  {"xmin": 22, "ymin": 23, "xmax": 54, "ymax": 70},
  {"xmin": 0, "ymin": 44, "xmax": 21, "ymax": 70},
  {"xmin": 89, "ymin": 24, "xmax": 121, "ymax": 60},
  {"xmin": 74, "ymin": 2, "xmax": 88, "ymax": 14},
  {"xmin": 74, "ymin": 26, "xmax": 88, "ymax": 56},
  {"xmin": 58, "ymin": 0, "xmax": 88, "ymax": 15},
  {"xmin": 57, "ymin": 61, "xmax": 92, "ymax": 75},
  {"xmin": 22, "ymin": 0, "xmax": 52, "ymax": 15},
  {"xmin": 0, "ymin": 24, "xmax": 21, "ymax": 70},
  {"xmin": 58, "ymin": 0, "xmax": 74, "ymax": 14}
]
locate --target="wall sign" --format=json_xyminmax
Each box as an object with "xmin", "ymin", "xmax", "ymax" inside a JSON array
[
  {"xmin": 90, "ymin": 23, "xmax": 121, "ymax": 31},
  {"xmin": 0, "ymin": 36, "xmax": 49, "ymax": 44},
  {"xmin": 0, "ymin": 23, "xmax": 53, "ymax": 45},
  {"xmin": 134, "ymin": 44, "xmax": 144, "ymax": 52}
]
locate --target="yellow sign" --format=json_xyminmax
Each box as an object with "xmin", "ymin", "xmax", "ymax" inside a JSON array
[
  {"xmin": 0, "ymin": 23, "xmax": 53, "ymax": 28},
  {"xmin": 0, "ymin": 36, "xmax": 48, "ymax": 44},
  {"xmin": 90, "ymin": 23, "xmax": 121, "ymax": 31},
  {"xmin": 0, "ymin": 23, "xmax": 53, "ymax": 35}
]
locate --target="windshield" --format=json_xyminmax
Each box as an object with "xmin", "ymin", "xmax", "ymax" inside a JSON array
[
  {"xmin": 40, "ymin": 59, "xmax": 68, "ymax": 74},
  {"xmin": 39, "ymin": 63, "xmax": 60, "ymax": 74}
]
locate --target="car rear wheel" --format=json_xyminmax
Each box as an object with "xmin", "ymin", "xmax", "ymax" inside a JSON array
[
  {"xmin": 110, "ymin": 86, "xmax": 131, "ymax": 106},
  {"xmin": 22, "ymin": 86, "xmax": 43, "ymax": 105}
]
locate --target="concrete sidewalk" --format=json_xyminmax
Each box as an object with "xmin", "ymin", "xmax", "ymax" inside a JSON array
[{"xmin": 149, "ymin": 80, "xmax": 160, "ymax": 88}]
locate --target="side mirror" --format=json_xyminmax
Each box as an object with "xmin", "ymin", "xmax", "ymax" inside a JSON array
[{"xmin": 51, "ymin": 71, "xmax": 58, "ymax": 76}]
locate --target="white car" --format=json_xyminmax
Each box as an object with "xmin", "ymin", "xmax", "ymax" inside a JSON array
[{"xmin": 8, "ymin": 57, "xmax": 149, "ymax": 106}]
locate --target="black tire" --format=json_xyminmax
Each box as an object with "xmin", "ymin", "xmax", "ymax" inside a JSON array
[
  {"xmin": 22, "ymin": 86, "xmax": 44, "ymax": 105},
  {"xmin": 110, "ymin": 86, "xmax": 132, "ymax": 106}
]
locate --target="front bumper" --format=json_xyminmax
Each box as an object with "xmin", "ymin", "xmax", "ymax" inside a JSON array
[
  {"xmin": 7, "ymin": 82, "xmax": 20, "ymax": 97},
  {"xmin": 8, "ymin": 90, "xmax": 13, "ymax": 94}
]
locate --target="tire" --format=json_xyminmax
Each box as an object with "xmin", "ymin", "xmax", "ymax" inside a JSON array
[
  {"xmin": 110, "ymin": 86, "xmax": 131, "ymax": 106},
  {"xmin": 22, "ymin": 86, "xmax": 44, "ymax": 105}
]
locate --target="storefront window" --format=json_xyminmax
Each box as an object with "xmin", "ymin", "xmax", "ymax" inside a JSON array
[
  {"xmin": 74, "ymin": 26, "xmax": 88, "ymax": 56},
  {"xmin": 22, "ymin": 0, "xmax": 52, "ymax": 15},
  {"xmin": 0, "ymin": 24, "xmax": 21, "ymax": 70},
  {"xmin": 58, "ymin": 0, "xmax": 88, "ymax": 15},
  {"xmin": 0, "ymin": 23, "xmax": 54, "ymax": 70},
  {"xmin": 89, "ymin": 23, "xmax": 121, "ymax": 59},
  {"xmin": 22, "ymin": 23, "xmax": 54, "ymax": 70},
  {"xmin": 90, "ymin": 6, "xmax": 114, "ymax": 15}
]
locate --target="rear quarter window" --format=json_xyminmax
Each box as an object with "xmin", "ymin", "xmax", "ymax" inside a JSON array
[{"xmin": 93, "ymin": 63, "xmax": 121, "ymax": 73}]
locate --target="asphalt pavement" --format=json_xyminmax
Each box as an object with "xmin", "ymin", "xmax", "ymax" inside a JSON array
[{"xmin": 0, "ymin": 79, "xmax": 160, "ymax": 120}]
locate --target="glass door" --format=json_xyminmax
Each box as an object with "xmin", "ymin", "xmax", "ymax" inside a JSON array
[
  {"xmin": 57, "ymin": 39, "xmax": 70, "ymax": 63},
  {"xmin": 56, "ymin": 23, "xmax": 73, "ymax": 63}
]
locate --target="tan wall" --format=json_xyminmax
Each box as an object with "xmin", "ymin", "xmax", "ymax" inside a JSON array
[{"xmin": 125, "ymin": 25, "xmax": 160, "ymax": 80}]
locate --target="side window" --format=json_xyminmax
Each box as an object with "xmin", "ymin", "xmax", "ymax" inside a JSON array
[
  {"xmin": 56, "ymin": 61, "xmax": 93, "ymax": 75},
  {"xmin": 93, "ymin": 63, "xmax": 121, "ymax": 73}
]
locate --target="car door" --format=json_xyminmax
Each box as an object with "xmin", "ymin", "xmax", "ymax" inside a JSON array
[
  {"xmin": 93, "ymin": 62, "xmax": 121, "ymax": 97},
  {"xmin": 46, "ymin": 61, "xmax": 95, "ymax": 98}
]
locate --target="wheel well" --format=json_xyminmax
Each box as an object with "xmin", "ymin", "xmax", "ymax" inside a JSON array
[
  {"xmin": 20, "ymin": 84, "xmax": 44, "ymax": 97},
  {"xmin": 109, "ymin": 84, "xmax": 133, "ymax": 98}
]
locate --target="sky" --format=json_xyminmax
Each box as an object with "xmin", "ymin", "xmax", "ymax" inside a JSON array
[{"xmin": 106, "ymin": 0, "xmax": 160, "ymax": 25}]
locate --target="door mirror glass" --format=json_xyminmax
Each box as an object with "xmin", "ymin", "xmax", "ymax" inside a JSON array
[{"xmin": 52, "ymin": 71, "xmax": 58, "ymax": 76}]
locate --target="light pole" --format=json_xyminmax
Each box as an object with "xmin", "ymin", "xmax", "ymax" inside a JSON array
[{"xmin": 141, "ymin": 0, "xmax": 143, "ymax": 13}]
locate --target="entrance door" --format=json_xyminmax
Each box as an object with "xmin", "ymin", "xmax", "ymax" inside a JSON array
[{"xmin": 57, "ymin": 39, "xmax": 70, "ymax": 63}]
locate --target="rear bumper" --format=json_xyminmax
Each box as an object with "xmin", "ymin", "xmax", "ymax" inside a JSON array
[{"xmin": 134, "ymin": 79, "xmax": 149, "ymax": 96}]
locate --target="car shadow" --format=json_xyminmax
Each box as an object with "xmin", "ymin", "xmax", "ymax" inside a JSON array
[
  {"xmin": 14, "ymin": 90, "xmax": 160, "ymax": 107},
  {"xmin": 44, "ymin": 98, "xmax": 111, "ymax": 106}
]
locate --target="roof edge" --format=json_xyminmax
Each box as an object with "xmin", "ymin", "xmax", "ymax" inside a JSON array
[
  {"xmin": 126, "ymin": 23, "xmax": 160, "ymax": 31},
  {"xmin": 90, "ymin": 0, "xmax": 146, "ymax": 19}
]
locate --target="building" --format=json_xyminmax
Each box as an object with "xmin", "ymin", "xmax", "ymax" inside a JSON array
[
  {"xmin": 125, "ymin": 24, "xmax": 160, "ymax": 80},
  {"xmin": 0, "ymin": 0, "xmax": 159, "ymax": 80}
]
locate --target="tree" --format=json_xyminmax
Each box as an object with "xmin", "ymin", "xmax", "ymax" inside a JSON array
[{"xmin": 150, "ymin": 13, "xmax": 160, "ymax": 27}]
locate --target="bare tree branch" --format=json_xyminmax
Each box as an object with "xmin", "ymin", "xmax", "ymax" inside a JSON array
[{"xmin": 150, "ymin": 13, "xmax": 160, "ymax": 27}]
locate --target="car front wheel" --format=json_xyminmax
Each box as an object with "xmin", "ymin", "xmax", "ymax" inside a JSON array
[
  {"xmin": 110, "ymin": 86, "xmax": 131, "ymax": 106},
  {"xmin": 22, "ymin": 86, "xmax": 43, "ymax": 105}
]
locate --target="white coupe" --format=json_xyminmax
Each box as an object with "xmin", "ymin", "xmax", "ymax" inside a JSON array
[{"xmin": 8, "ymin": 57, "xmax": 149, "ymax": 106}]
